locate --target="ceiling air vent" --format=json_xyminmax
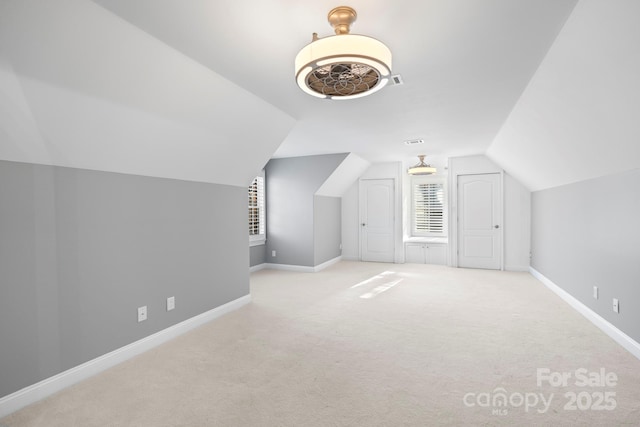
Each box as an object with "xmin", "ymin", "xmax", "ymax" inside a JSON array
[
  {"xmin": 390, "ymin": 74, "xmax": 404, "ymax": 85},
  {"xmin": 404, "ymin": 138, "xmax": 424, "ymax": 146}
]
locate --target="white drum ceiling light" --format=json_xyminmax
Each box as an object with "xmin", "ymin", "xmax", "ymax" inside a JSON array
[
  {"xmin": 295, "ymin": 6, "xmax": 392, "ymax": 100},
  {"xmin": 408, "ymin": 155, "xmax": 437, "ymax": 176}
]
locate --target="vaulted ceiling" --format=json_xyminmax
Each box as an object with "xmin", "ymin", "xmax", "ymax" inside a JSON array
[
  {"xmin": 2, "ymin": 0, "xmax": 639, "ymax": 191},
  {"xmin": 91, "ymin": 0, "xmax": 578, "ymax": 168}
]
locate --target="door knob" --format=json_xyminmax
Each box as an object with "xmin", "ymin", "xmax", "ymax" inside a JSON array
[
  {"xmin": 361, "ymin": 223, "xmax": 366, "ymax": 227},
  {"xmin": 494, "ymin": 225, "xmax": 500, "ymax": 229}
]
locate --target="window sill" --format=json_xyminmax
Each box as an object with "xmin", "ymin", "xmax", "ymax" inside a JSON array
[{"xmin": 249, "ymin": 239, "xmax": 266, "ymax": 247}]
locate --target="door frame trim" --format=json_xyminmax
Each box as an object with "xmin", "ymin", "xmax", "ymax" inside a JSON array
[{"xmin": 450, "ymin": 171, "xmax": 504, "ymax": 270}]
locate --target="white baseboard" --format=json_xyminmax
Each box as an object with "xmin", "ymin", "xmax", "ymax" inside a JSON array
[
  {"xmin": 505, "ymin": 265, "xmax": 530, "ymax": 272},
  {"xmin": 0, "ymin": 294, "xmax": 251, "ymax": 419},
  {"xmin": 264, "ymin": 263, "xmax": 315, "ymax": 273},
  {"xmin": 313, "ymin": 256, "xmax": 342, "ymax": 272},
  {"xmin": 264, "ymin": 256, "xmax": 342, "ymax": 273},
  {"xmin": 530, "ymin": 267, "xmax": 640, "ymax": 361},
  {"xmin": 249, "ymin": 263, "xmax": 267, "ymax": 273}
]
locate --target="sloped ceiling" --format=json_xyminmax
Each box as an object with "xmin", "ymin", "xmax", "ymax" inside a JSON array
[
  {"xmin": 2, "ymin": 0, "xmax": 597, "ymax": 188},
  {"xmin": 487, "ymin": 0, "xmax": 640, "ymax": 191},
  {"xmin": 315, "ymin": 153, "xmax": 371, "ymax": 197},
  {"xmin": 0, "ymin": 0, "xmax": 295, "ymax": 187},
  {"xmin": 72, "ymin": 1, "xmax": 576, "ymax": 165}
]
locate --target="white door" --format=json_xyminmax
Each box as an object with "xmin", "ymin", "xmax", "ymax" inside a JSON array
[
  {"xmin": 360, "ymin": 179, "xmax": 395, "ymax": 262},
  {"xmin": 458, "ymin": 173, "xmax": 502, "ymax": 270}
]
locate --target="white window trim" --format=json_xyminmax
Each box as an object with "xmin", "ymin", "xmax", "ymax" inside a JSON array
[
  {"xmin": 249, "ymin": 171, "xmax": 266, "ymax": 246},
  {"xmin": 411, "ymin": 175, "xmax": 448, "ymax": 237}
]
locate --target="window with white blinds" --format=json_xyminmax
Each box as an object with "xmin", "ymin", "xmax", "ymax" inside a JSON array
[
  {"xmin": 248, "ymin": 174, "xmax": 265, "ymax": 244},
  {"xmin": 412, "ymin": 179, "xmax": 446, "ymax": 236}
]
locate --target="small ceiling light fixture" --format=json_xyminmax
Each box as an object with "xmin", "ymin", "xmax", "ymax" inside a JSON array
[
  {"xmin": 407, "ymin": 155, "xmax": 437, "ymax": 175},
  {"xmin": 295, "ymin": 6, "xmax": 392, "ymax": 100}
]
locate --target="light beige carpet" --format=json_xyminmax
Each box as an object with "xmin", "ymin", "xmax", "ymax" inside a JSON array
[{"xmin": 2, "ymin": 261, "xmax": 640, "ymax": 426}]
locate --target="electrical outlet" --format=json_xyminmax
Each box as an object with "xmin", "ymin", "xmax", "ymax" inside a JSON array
[
  {"xmin": 137, "ymin": 306, "xmax": 147, "ymax": 322},
  {"xmin": 613, "ymin": 298, "xmax": 619, "ymax": 313},
  {"xmin": 272, "ymin": 250, "xmax": 276, "ymax": 257},
  {"xmin": 167, "ymin": 296, "xmax": 175, "ymax": 311},
  {"xmin": 593, "ymin": 286, "xmax": 598, "ymax": 299}
]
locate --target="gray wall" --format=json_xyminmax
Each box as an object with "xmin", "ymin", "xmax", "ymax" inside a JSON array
[
  {"xmin": 531, "ymin": 168, "xmax": 640, "ymax": 343},
  {"xmin": 265, "ymin": 154, "xmax": 347, "ymax": 267},
  {"xmin": 314, "ymin": 196, "xmax": 342, "ymax": 265},
  {"xmin": 0, "ymin": 160, "xmax": 249, "ymax": 398},
  {"xmin": 250, "ymin": 244, "xmax": 266, "ymax": 267}
]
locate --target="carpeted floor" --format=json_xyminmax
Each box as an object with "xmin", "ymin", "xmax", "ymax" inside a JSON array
[{"xmin": 2, "ymin": 261, "xmax": 640, "ymax": 426}]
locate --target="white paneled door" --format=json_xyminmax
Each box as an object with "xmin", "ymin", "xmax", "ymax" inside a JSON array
[
  {"xmin": 360, "ymin": 179, "xmax": 395, "ymax": 262},
  {"xmin": 458, "ymin": 173, "xmax": 502, "ymax": 270}
]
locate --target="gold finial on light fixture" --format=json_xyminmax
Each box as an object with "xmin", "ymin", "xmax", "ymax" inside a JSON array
[
  {"xmin": 408, "ymin": 155, "xmax": 437, "ymax": 175},
  {"xmin": 294, "ymin": 6, "xmax": 392, "ymax": 100},
  {"xmin": 327, "ymin": 6, "xmax": 357, "ymax": 35}
]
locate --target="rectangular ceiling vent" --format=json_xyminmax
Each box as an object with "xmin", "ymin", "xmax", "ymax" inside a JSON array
[
  {"xmin": 390, "ymin": 74, "xmax": 404, "ymax": 86},
  {"xmin": 404, "ymin": 138, "xmax": 424, "ymax": 146}
]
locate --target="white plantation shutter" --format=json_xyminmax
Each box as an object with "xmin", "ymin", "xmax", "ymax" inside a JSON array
[
  {"xmin": 248, "ymin": 174, "xmax": 265, "ymax": 241},
  {"xmin": 413, "ymin": 181, "xmax": 445, "ymax": 235}
]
